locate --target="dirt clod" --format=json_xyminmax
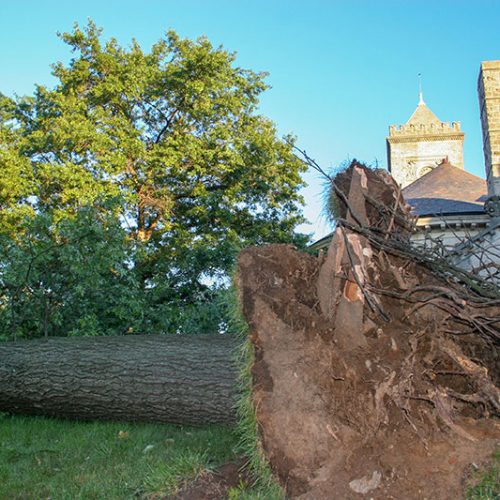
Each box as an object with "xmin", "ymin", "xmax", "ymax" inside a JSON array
[{"xmin": 171, "ymin": 459, "xmax": 250, "ymax": 500}]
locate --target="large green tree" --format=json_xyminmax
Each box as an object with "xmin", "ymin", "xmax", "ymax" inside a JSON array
[{"xmin": 0, "ymin": 21, "xmax": 307, "ymax": 337}]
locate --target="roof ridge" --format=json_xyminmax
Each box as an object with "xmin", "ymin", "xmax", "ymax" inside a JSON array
[{"xmin": 403, "ymin": 163, "xmax": 484, "ymax": 188}]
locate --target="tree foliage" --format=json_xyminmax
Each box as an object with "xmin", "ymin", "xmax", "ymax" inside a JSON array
[
  {"xmin": 0, "ymin": 205, "xmax": 140, "ymax": 340},
  {"xmin": 0, "ymin": 21, "xmax": 307, "ymax": 339}
]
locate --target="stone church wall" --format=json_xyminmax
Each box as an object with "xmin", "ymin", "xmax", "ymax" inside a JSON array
[{"xmin": 389, "ymin": 137, "xmax": 464, "ymax": 187}]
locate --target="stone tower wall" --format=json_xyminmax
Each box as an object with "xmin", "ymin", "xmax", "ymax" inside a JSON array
[
  {"xmin": 386, "ymin": 103, "xmax": 464, "ymax": 189},
  {"xmin": 478, "ymin": 60, "xmax": 500, "ymax": 197},
  {"xmin": 387, "ymin": 135, "xmax": 464, "ymax": 188}
]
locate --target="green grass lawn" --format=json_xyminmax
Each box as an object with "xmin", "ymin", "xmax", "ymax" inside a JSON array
[
  {"xmin": 3, "ymin": 412, "xmax": 495, "ymax": 499},
  {"xmin": 0, "ymin": 413, "xmax": 239, "ymax": 499}
]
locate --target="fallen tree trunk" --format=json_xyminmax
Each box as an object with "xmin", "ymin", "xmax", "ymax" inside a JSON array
[{"xmin": 0, "ymin": 335, "xmax": 239, "ymax": 425}]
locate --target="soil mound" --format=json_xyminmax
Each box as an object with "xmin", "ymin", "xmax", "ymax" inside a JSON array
[
  {"xmin": 237, "ymin": 162, "xmax": 500, "ymax": 499},
  {"xmin": 171, "ymin": 459, "xmax": 250, "ymax": 499}
]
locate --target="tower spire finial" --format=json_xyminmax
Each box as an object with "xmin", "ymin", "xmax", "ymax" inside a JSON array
[{"xmin": 418, "ymin": 73, "xmax": 425, "ymax": 105}]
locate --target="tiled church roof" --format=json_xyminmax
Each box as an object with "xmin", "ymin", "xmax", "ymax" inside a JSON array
[{"xmin": 402, "ymin": 161, "xmax": 487, "ymax": 216}]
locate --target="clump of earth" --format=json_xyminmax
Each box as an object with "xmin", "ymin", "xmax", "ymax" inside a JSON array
[{"xmin": 171, "ymin": 459, "xmax": 250, "ymax": 499}]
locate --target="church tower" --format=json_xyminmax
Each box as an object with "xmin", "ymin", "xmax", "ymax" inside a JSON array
[
  {"xmin": 478, "ymin": 60, "xmax": 500, "ymax": 200},
  {"xmin": 386, "ymin": 95, "xmax": 464, "ymax": 188}
]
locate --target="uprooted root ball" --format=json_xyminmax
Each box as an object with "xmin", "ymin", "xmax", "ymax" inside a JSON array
[{"xmin": 237, "ymin": 163, "xmax": 500, "ymax": 499}]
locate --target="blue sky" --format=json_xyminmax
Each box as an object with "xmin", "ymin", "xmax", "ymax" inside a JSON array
[{"xmin": 1, "ymin": 1, "xmax": 499, "ymax": 239}]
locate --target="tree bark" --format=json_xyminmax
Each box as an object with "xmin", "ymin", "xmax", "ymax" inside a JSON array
[{"xmin": 0, "ymin": 335, "xmax": 240, "ymax": 425}]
